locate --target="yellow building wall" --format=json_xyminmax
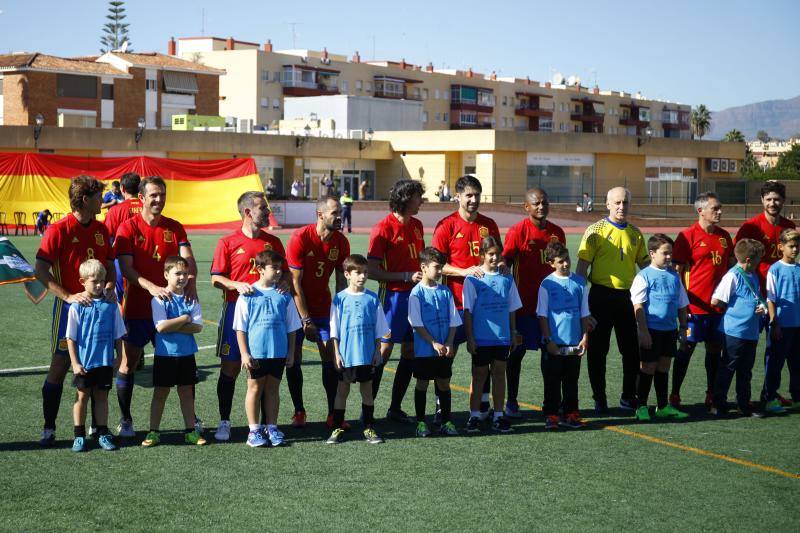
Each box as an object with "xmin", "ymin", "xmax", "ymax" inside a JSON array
[
  {"xmin": 595, "ymin": 154, "xmax": 646, "ymax": 198},
  {"xmin": 492, "ymin": 150, "xmax": 528, "ymax": 202},
  {"xmin": 397, "ymin": 153, "xmax": 447, "ymax": 201}
]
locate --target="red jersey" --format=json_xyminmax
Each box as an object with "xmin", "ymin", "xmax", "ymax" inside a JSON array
[
  {"xmin": 286, "ymin": 224, "xmax": 350, "ymax": 319},
  {"xmin": 673, "ymin": 222, "xmax": 734, "ymax": 315},
  {"xmin": 735, "ymin": 212, "xmax": 796, "ymax": 292},
  {"xmin": 503, "ymin": 219, "xmax": 566, "ymax": 315},
  {"xmin": 104, "ymin": 198, "xmax": 143, "ymax": 240},
  {"xmin": 36, "ymin": 214, "xmax": 112, "ymax": 296},
  {"xmin": 210, "ymin": 229, "xmax": 287, "ymax": 303},
  {"xmin": 367, "ymin": 213, "xmax": 425, "ymax": 292},
  {"xmin": 431, "ymin": 212, "xmax": 501, "ymax": 309},
  {"xmin": 114, "ymin": 215, "xmax": 190, "ymax": 320}
]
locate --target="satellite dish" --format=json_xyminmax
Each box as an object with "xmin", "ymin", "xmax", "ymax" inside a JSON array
[
  {"xmin": 567, "ymin": 75, "xmax": 577, "ymax": 86},
  {"xmin": 552, "ymin": 72, "xmax": 564, "ymax": 85}
]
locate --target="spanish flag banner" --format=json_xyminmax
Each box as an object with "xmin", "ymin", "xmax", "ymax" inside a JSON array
[{"xmin": 0, "ymin": 153, "xmax": 263, "ymax": 230}]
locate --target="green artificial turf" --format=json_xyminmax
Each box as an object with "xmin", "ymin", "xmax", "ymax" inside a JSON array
[{"xmin": 0, "ymin": 232, "xmax": 797, "ymax": 532}]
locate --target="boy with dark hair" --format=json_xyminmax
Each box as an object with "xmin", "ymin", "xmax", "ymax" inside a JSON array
[
  {"xmin": 408, "ymin": 247, "xmax": 461, "ymax": 437},
  {"xmin": 537, "ymin": 242, "xmax": 591, "ymax": 429},
  {"xmin": 141, "ymin": 256, "xmax": 206, "ymax": 447},
  {"xmin": 234, "ymin": 250, "xmax": 301, "ymax": 447},
  {"xmin": 326, "ymin": 254, "xmax": 390, "ymax": 444},
  {"xmin": 630, "ymin": 234, "xmax": 690, "ymax": 421},
  {"xmin": 710, "ymin": 239, "xmax": 766, "ymax": 417}
]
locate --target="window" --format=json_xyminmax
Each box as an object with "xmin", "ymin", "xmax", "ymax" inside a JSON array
[
  {"xmin": 502, "ymin": 96, "xmax": 507, "ymax": 106},
  {"xmin": 435, "ymin": 112, "xmax": 441, "ymax": 121},
  {"xmin": 539, "ymin": 118, "xmax": 553, "ymax": 131},
  {"xmin": 435, "ymin": 89, "xmax": 440, "ymax": 99},
  {"xmin": 459, "ymin": 111, "xmax": 476, "ymax": 125},
  {"xmin": 341, "ymin": 80, "xmax": 349, "ymax": 92},
  {"xmin": 639, "ymin": 108, "xmax": 651, "ymax": 122},
  {"xmin": 422, "ymin": 111, "xmax": 428, "ymax": 123},
  {"xmin": 574, "ymin": 124, "xmax": 580, "ymax": 132},
  {"xmin": 56, "ymin": 74, "xmax": 97, "ymax": 98},
  {"xmin": 146, "ymin": 79, "xmax": 157, "ymax": 91},
  {"xmin": 273, "ymin": 98, "xmax": 280, "ymax": 109},
  {"xmin": 423, "ymin": 88, "xmax": 429, "ymax": 100},
  {"xmin": 356, "ymin": 80, "xmax": 362, "ymax": 90},
  {"xmin": 273, "ymin": 71, "xmax": 281, "ymax": 82},
  {"xmin": 502, "ymin": 117, "xmax": 508, "ymax": 127},
  {"xmin": 413, "ymin": 87, "xmax": 420, "ymax": 98},
  {"xmin": 559, "ymin": 102, "xmax": 565, "ymax": 112},
  {"xmin": 443, "ymin": 112, "xmax": 448, "ymax": 122},
  {"xmin": 260, "ymin": 98, "xmax": 268, "ymax": 108},
  {"xmin": 261, "ymin": 70, "xmax": 269, "ymax": 81},
  {"xmin": 365, "ymin": 81, "xmax": 372, "ymax": 92},
  {"xmin": 559, "ymin": 122, "xmax": 567, "ymax": 132},
  {"xmin": 101, "ymin": 83, "xmax": 114, "ymax": 99}
]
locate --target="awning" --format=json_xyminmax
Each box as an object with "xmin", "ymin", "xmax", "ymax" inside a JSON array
[{"xmin": 162, "ymin": 71, "xmax": 198, "ymax": 94}]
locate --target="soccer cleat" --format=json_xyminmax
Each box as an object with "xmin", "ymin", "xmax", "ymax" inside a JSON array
[
  {"xmin": 777, "ymin": 394, "xmax": 792, "ymax": 407},
  {"xmin": 98, "ymin": 434, "xmax": 117, "ymax": 451},
  {"xmin": 214, "ymin": 420, "xmax": 232, "ymax": 442},
  {"xmin": 363, "ymin": 428, "xmax": 384, "ymax": 444},
  {"xmin": 386, "ymin": 408, "xmax": 412, "ymax": 424},
  {"xmin": 185, "ymin": 430, "xmax": 207, "ymax": 446},
  {"xmin": 619, "ymin": 397, "xmax": 637, "ymax": 411},
  {"xmin": 635, "ymin": 406, "xmax": 651, "ymax": 421},
  {"xmin": 594, "ymin": 399, "xmax": 609, "ymax": 414},
  {"xmin": 655, "ymin": 405, "xmax": 689, "ymax": 420},
  {"xmin": 326, "ymin": 428, "xmax": 345, "ymax": 444},
  {"xmin": 71, "ymin": 436, "xmax": 87, "ymax": 453},
  {"xmin": 668, "ymin": 393, "xmax": 682, "ymax": 409},
  {"xmin": 465, "ymin": 416, "xmax": 481, "ymax": 433},
  {"xmin": 39, "ymin": 429, "xmax": 55, "ymax": 447},
  {"xmin": 491, "ymin": 416, "xmax": 513, "ymax": 433},
  {"xmin": 764, "ymin": 400, "xmax": 787, "ymax": 415},
  {"xmin": 709, "ymin": 406, "xmax": 728, "ymax": 418},
  {"xmin": 736, "ymin": 407, "xmax": 765, "ymax": 419},
  {"xmin": 704, "ymin": 392, "xmax": 714, "ymax": 410},
  {"xmin": 117, "ymin": 419, "xmax": 136, "ymax": 438},
  {"xmin": 415, "ymin": 421, "xmax": 431, "ymax": 438},
  {"xmin": 439, "ymin": 421, "xmax": 459, "ymax": 436},
  {"xmin": 246, "ymin": 430, "xmax": 267, "ymax": 448},
  {"xmin": 291, "ymin": 410, "xmax": 307, "ymax": 428},
  {"xmin": 559, "ymin": 412, "xmax": 588, "ymax": 429},
  {"xmin": 193, "ymin": 416, "xmax": 204, "ymax": 434},
  {"xmin": 326, "ymin": 414, "xmax": 353, "ymax": 431},
  {"xmin": 141, "ymin": 431, "xmax": 160, "ymax": 447},
  {"xmin": 504, "ymin": 401, "xmax": 522, "ymax": 419},
  {"xmin": 267, "ymin": 427, "xmax": 284, "ymax": 447},
  {"xmin": 544, "ymin": 415, "xmax": 559, "ymax": 430}
]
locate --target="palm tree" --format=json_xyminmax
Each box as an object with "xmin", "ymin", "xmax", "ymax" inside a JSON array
[
  {"xmin": 723, "ymin": 129, "xmax": 745, "ymax": 142},
  {"xmin": 691, "ymin": 104, "xmax": 711, "ymax": 140}
]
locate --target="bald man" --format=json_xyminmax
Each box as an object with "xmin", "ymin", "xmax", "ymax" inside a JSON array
[{"xmin": 576, "ymin": 187, "xmax": 649, "ymax": 413}]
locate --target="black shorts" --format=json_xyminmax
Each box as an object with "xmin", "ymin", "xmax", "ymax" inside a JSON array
[
  {"xmin": 472, "ymin": 345, "xmax": 510, "ymax": 367},
  {"xmin": 338, "ymin": 364, "xmax": 374, "ymax": 383},
  {"xmin": 248, "ymin": 358, "xmax": 286, "ymax": 380},
  {"xmin": 73, "ymin": 366, "xmax": 113, "ymax": 390},
  {"xmin": 153, "ymin": 355, "xmax": 198, "ymax": 387},
  {"xmin": 640, "ymin": 329, "xmax": 678, "ymax": 363},
  {"xmin": 413, "ymin": 357, "xmax": 453, "ymax": 381}
]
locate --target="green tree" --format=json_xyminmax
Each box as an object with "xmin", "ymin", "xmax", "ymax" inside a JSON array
[
  {"xmin": 100, "ymin": 1, "xmax": 132, "ymax": 53},
  {"xmin": 691, "ymin": 104, "xmax": 711, "ymax": 140},
  {"xmin": 723, "ymin": 129, "xmax": 745, "ymax": 142},
  {"xmin": 756, "ymin": 130, "xmax": 770, "ymax": 143}
]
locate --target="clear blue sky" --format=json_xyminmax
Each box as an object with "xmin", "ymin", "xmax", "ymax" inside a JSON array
[{"xmin": 2, "ymin": 0, "xmax": 797, "ymax": 111}]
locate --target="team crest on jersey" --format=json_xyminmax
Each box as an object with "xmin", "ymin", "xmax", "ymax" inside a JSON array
[
  {"xmin": 94, "ymin": 232, "xmax": 105, "ymax": 246},
  {"xmin": 455, "ymin": 232, "xmax": 464, "ymax": 239},
  {"xmin": 221, "ymin": 343, "xmax": 230, "ymax": 356},
  {"xmin": 58, "ymin": 338, "xmax": 68, "ymax": 352},
  {"xmin": 719, "ymin": 238, "xmax": 728, "ymax": 249},
  {"xmin": 236, "ymin": 248, "xmax": 246, "ymax": 255},
  {"xmin": 479, "ymin": 226, "xmax": 489, "ymax": 238},
  {"xmin": 263, "ymin": 243, "xmax": 273, "ymax": 250},
  {"xmin": 414, "ymin": 228, "xmax": 422, "ymax": 239},
  {"xmin": 163, "ymin": 230, "xmax": 174, "ymax": 243},
  {"xmin": 328, "ymin": 248, "xmax": 339, "ymax": 261}
]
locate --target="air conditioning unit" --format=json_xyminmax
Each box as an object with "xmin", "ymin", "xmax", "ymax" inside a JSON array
[
  {"xmin": 350, "ymin": 129, "xmax": 364, "ymax": 140},
  {"xmin": 720, "ymin": 159, "xmax": 728, "ymax": 172},
  {"xmin": 237, "ymin": 118, "xmax": 253, "ymax": 133},
  {"xmin": 728, "ymin": 160, "xmax": 737, "ymax": 173}
]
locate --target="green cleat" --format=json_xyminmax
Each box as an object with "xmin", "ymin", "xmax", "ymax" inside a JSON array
[
  {"xmin": 764, "ymin": 400, "xmax": 787, "ymax": 415},
  {"xmin": 655, "ymin": 405, "xmax": 689, "ymax": 419},
  {"xmin": 635, "ymin": 406, "xmax": 651, "ymax": 421},
  {"xmin": 439, "ymin": 421, "xmax": 459, "ymax": 436},
  {"xmin": 326, "ymin": 428, "xmax": 345, "ymax": 445},
  {"xmin": 416, "ymin": 421, "xmax": 431, "ymax": 437},
  {"xmin": 141, "ymin": 431, "xmax": 160, "ymax": 447},
  {"xmin": 184, "ymin": 429, "xmax": 207, "ymax": 446}
]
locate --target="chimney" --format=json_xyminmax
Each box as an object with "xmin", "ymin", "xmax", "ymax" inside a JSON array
[
  {"xmin": 525, "ymin": 76, "xmax": 530, "ymax": 85},
  {"xmin": 592, "ymin": 86, "xmax": 599, "ymax": 95},
  {"xmin": 545, "ymin": 81, "xmax": 552, "ymax": 88},
  {"xmin": 263, "ymin": 39, "xmax": 273, "ymax": 53},
  {"xmin": 467, "ymin": 68, "xmax": 473, "ymax": 78},
  {"xmin": 490, "ymin": 71, "xmax": 497, "ymax": 81},
  {"xmin": 352, "ymin": 50, "xmax": 361, "ymax": 63},
  {"xmin": 167, "ymin": 37, "xmax": 176, "ymax": 56},
  {"xmin": 322, "ymin": 47, "xmax": 329, "ymax": 60},
  {"xmin": 426, "ymin": 62, "xmax": 434, "ymax": 72},
  {"xmin": 226, "ymin": 37, "xmax": 234, "ymax": 51},
  {"xmin": 400, "ymin": 58, "xmax": 407, "ymax": 70}
]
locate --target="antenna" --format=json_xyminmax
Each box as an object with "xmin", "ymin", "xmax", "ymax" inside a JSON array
[
  {"xmin": 371, "ymin": 35, "xmax": 376, "ymax": 60},
  {"xmin": 552, "ymin": 72, "xmax": 564, "ymax": 85},
  {"xmin": 201, "ymin": 8, "xmax": 205, "ymax": 36},
  {"xmin": 287, "ymin": 22, "xmax": 302, "ymax": 48}
]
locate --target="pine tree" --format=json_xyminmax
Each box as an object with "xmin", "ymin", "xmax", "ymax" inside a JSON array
[{"xmin": 100, "ymin": 1, "xmax": 132, "ymax": 53}]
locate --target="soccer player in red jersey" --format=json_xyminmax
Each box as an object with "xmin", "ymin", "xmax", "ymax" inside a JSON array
[
  {"xmin": 104, "ymin": 173, "xmax": 142, "ymax": 301},
  {"xmin": 210, "ymin": 191, "xmax": 288, "ymax": 441},
  {"xmin": 734, "ymin": 181, "xmax": 796, "ymax": 407},
  {"xmin": 113, "ymin": 176, "xmax": 197, "ymax": 436},
  {"xmin": 669, "ymin": 192, "xmax": 735, "ymax": 409},
  {"xmin": 502, "ymin": 188, "xmax": 566, "ymax": 418},
  {"xmin": 286, "ymin": 196, "xmax": 350, "ymax": 428},
  {"xmin": 34, "ymin": 176, "xmax": 115, "ymax": 446},
  {"xmin": 367, "ymin": 180, "xmax": 425, "ymax": 422},
  {"xmin": 432, "ymin": 175, "xmax": 503, "ymax": 418}
]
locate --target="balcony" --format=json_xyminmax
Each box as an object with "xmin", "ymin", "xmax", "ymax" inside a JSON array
[
  {"xmin": 570, "ymin": 111, "xmax": 604, "ymax": 123},
  {"xmin": 281, "ymin": 80, "xmax": 339, "ymax": 97},
  {"xmin": 451, "ymin": 85, "xmax": 494, "ymax": 114},
  {"xmin": 515, "ymin": 103, "xmax": 553, "ymax": 118},
  {"xmin": 450, "ymin": 122, "xmax": 493, "ymax": 130},
  {"xmin": 373, "ymin": 87, "xmax": 423, "ymax": 101},
  {"xmin": 619, "ymin": 116, "xmax": 649, "ymax": 127}
]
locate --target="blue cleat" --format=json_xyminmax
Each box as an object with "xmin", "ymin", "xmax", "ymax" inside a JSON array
[
  {"xmin": 98, "ymin": 434, "xmax": 117, "ymax": 451},
  {"xmin": 71, "ymin": 437, "xmax": 87, "ymax": 453},
  {"xmin": 246, "ymin": 430, "xmax": 268, "ymax": 448}
]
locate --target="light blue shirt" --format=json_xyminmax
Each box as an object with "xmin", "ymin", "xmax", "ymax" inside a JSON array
[
  {"xmin": 712, "ymin": 267, "xmax": 762, "ymax": 341},
  {"xmin": 630, "ymin": 265, "xmax": 689, "ymax": 331},
  {"xmin": 767, "ymin": 261, "xmax": 800, "ymax": 328},
  {"xmin": 408, "ymin": 283, "xmax": 462, "ymax": 358},
  {"xmin": 329, "ymin": 289, "xmax": 390, "ymax": 368},
  {"xmin": 66, "ymin": 299, "xmax": 126, "ymax": 369},
  {"xmin": 151, "ymin": 294, "xmax": 202, "ymax": 357},
  {"xmin": 536, "ymin": 273, "xmax": 590, "ymax": 347},
  {"xmin": 462, "ymin": 271, "xmax": 522, "ymax": 347},
  {"xmin": 233, "ymin": 286, "xmax": 302, "ymax": 359}
]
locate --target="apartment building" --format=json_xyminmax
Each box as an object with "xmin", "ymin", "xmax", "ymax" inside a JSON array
[
  {"xmin": 748, "ymin": 137, "xmax": 799, "ymax": 168},
  {"xmin": 0, "ymin": 51, "xmax": 223, "ymax": 129},
  {"xmin": 175, "ymin": 36, "xmax": 692, "ymax": 138}
]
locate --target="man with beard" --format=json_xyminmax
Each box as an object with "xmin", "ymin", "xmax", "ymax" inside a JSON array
[
  {"xmin": 209, "ymin": 191, "xmax": 288, "ymax": 441},
  {"xmin": 286, "ymin": 196, "xmax": 350, "ymax": 429},
  {"xmin": 502, "ymin": 188, "xmax": 566, "ymax": 418},
  {"xmin": 113, "ymin": 176, "xmax": 198, "ymax": 437},
  {"xmin": 35, "ymin": 176, "xmax": 115, "ymax": 446},
  {"xmin": 367, "ymin": 180, "xmax": 425, "ymax": 421}
]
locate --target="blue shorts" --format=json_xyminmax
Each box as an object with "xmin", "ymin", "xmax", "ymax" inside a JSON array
[
  {"xmin": 113, "ymin": 258, "xmax": 125, "ymax": 303},
  {"xmin": 51, "ymin": 298, "xmax": 71, "ymax": 356},
  {"xmin": 216, "ymin": 301, "xmax": 240, "ymax": 361},
  {"xmin": 124, "ymin": 318, "xmax": 156, "ymax": 349},
  {"xmin": 686, "ymin": 314, "xmax": 724, "ymax": 344},
  {"xmin": 296, "ymin": 317, "xmax": 331, "ymax": 344},
  {"xmin": 515, "ymin": 313, "xmax": 542, "ymax": 350},
  {"xmin": 382, "ymin": 289, "xmax": 413, "ymax": 344}
]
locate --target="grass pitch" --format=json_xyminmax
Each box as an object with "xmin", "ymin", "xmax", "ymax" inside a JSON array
[{"xmin": 0, "ymin": 232, "xmax": 797, "ymax": 532}]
